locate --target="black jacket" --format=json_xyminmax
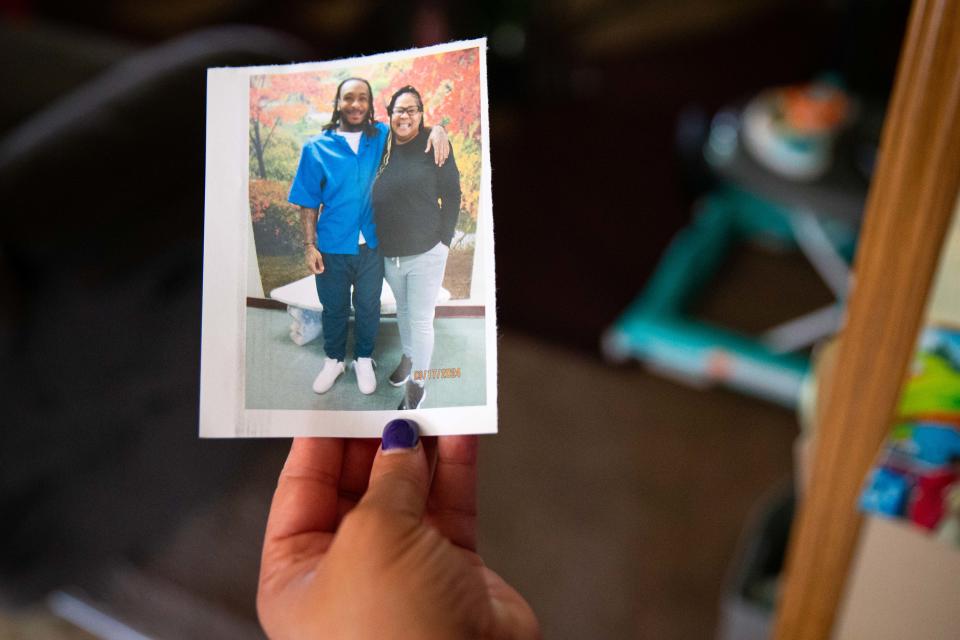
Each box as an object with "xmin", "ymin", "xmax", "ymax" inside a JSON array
[{"xmin": 372, "ymin": 128, "xmax": 462, "ymax": 257}]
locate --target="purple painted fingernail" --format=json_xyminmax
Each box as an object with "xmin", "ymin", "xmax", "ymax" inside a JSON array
[{"xmin": 382, "ymin": 418, "xmax": 419, "ymax": 451}]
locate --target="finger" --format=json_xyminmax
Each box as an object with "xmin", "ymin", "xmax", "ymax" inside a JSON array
[
  {"xmin": 317, "ymin": 256, "xmax": 325, "ymax": 274},
  {"xmin": 426, "ymin": 436, "xmax": 478, "ymax": 550},
  {"xmin": 421, "ymin": 435, "xmax": 440, "ymax": 482},
  {"xmin": 335, "ymin": 438, "xmax": 380, "ymax": 521},
  {"xmin": 357, "ymin": 419, "xmax": 429, "ymax": 521},
  {"xmin": 424, "ymin": 137, "xmax": 434, "ymax": 153},
  {"xmin": 428, "ymin": 139, "xmax": 442, "ymax": 166},
  {"xmin": 265, "ymin": 438, "xmax": 344, "ymax": 542}
]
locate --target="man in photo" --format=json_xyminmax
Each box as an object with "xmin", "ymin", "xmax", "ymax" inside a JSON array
[{"xmin": 288, "ymin": 78, "xmax": 449, "ymax": 397}]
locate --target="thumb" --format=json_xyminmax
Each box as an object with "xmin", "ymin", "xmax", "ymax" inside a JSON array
[
  {"xmin": 485, "ymin": 569, "xmax": 542, "ymax": 640},
  {"xmin": 358, "ymin": 419, "xmax": 430, "ymax": 521}
]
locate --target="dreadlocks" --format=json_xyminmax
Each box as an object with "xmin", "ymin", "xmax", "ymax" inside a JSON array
[{"xmin": 323, "ymin": 77, "xmax": 378, "ymax": 136}]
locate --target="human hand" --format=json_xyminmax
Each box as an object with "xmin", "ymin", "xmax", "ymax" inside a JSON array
[
  {"xmin": 426, "ymin": 125, "xmax": 450, "ymax": 166},
  {"xmin": 305, "ymin": 245, "xmax": 324, "ymax": 274},
  {"xmin": 257, "ymin": 421, "xmax": 540, "ymax": 640}
]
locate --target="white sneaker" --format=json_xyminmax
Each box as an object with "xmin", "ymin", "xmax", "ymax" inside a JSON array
[
  {"xmin": 354, "ymin": 357, "xmax": 377, "ymax": 395},
  {"xmin": 312, "ymin": 357, "xmax": 345, "ymax": 394}
]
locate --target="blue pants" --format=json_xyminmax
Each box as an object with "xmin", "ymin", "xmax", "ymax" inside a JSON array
[{"xmin": 315, "ymin": 244, "xmax": 384, "ymax": 361}]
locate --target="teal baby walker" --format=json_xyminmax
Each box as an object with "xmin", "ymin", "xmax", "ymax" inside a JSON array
[{"xmin": 604, "ymin": 81, "xmax": 865, "ymax": 408}]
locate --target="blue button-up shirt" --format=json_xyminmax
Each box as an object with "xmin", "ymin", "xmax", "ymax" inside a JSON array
[{"xmin": 288, "ymin": 122, "xmax": 388, "ymax": 254}]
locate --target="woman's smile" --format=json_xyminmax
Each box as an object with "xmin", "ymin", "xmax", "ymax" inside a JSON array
[{"xmin": 391, "ymin": 93, "xmax": 422, "ymax": 144}]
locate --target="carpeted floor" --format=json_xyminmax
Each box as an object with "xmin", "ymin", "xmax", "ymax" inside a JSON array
[
  {"xmin": 55, "ymin": 330, "xmax": 795, "ymax": 640},
  {"xmin": 480, "ymin": 333, "xmax": 796, "ymax": 638}
]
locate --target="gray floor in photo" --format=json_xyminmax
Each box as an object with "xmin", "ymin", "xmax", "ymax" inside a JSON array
[{"xmin": 245, "ymin": 307, "xmax": 486, "ymax": 410}]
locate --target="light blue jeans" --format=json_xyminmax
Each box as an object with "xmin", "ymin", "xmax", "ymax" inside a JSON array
[{"xmin": 384, "ymin": 242, "xmax": 449, "ymax": 385}]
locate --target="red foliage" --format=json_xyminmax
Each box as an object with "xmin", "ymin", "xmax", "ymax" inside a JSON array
[
  {"xmin": 250, "ymin": 74, "xmax": 325, "ymax": 128},
  {"xmin": 249, "ymin": 178, "xmax": 303, "ymax": 255},
  {"xmin": 249, "ymin": 179, "xmax": 294, "ymax": 222},
  {"xmin": 249, "ymin": 47, "xmax": 485, "ymax": 233},
  {"xmin": 250, "ymin": 48, "xmax": 481, "ymax": 141},
  {"xmin": 375, "ymin": 49, "xmax": 481, "ymax": 139}
]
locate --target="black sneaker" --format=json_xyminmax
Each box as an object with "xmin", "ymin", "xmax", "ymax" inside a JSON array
[
  {"xmin": 398, "ymin": 380, "xmax": 426, "ymax": 410},
  {"xmin": 389, "ymin": 354, "xmax": 413, "ymax": 387}
]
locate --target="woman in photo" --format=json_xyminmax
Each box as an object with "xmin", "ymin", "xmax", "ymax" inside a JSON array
[{"xmin": 373, "ymin": 86, "xmax": 462, "ymax": 410}]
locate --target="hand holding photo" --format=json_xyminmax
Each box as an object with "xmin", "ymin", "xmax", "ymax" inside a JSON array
[{"xmin": 200, "ymin": 40, "xmax": 495, "ymax": 437}]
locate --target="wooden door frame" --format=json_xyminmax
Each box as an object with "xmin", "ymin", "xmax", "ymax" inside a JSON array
[{"xmin": 771, "ymin": 1, "xmax": 960, "ymax": 638}]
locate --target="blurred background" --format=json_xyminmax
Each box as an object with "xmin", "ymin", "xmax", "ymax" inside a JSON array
[{"xmin": 0, "ymin": 0, "xmax": 913, "ymax": 638}]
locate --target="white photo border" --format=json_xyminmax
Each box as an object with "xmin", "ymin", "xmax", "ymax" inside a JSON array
[{"xmin": 200, "ymin": 39, "xmax": 496, "ymax": 438}]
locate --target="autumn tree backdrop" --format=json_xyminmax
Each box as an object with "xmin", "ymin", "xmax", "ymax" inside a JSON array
[{"xmin": 249, "ymin": 48, "xmax": 482, "ymax": 299}]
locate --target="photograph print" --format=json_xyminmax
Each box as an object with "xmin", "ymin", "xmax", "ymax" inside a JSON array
[{"xmin": 201, "ymin": 40, "xmax": 495, "ymax": 437}]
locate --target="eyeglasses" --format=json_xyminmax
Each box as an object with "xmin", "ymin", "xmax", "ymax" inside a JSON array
[{"xmin": 391, "ymin": 107, "xmax": 421, "ymax": 117}]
